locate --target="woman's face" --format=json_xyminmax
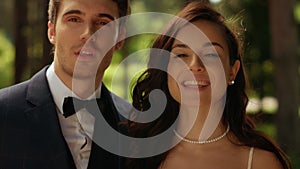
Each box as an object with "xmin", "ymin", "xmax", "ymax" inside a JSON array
[{"xmin": 167, "ymin": 20, "xmax": 240, "ymax": 107}]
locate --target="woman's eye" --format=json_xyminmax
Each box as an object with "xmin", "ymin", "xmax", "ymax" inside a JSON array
[
  {"xmin": 175, "ymin": 54, "xmax": 188, "ymax": 58},
  {"xmin": 204, "ymin": 53, "xmax": 219, "ymax": 57}
]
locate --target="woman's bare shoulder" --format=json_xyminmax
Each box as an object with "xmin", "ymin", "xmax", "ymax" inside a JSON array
[{"xmin": 252, "ymin": 148, "xmax": 283, "ymax": 169}]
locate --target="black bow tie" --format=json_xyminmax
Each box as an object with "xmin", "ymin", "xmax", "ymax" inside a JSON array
[{"xmin": 62, "ymin": 96, "xmax": 104, "ymax": 118}]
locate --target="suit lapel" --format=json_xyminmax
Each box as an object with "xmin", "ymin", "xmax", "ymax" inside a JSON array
[
  {"xmin": 87, "ymin": 84, "xmax": 124, "ymax": 169},
  {"xmin": 98, "ymin": 85, "xmax": 120, "ymax": 130},
  {"xmin": 25, "ymin": 68, "xmax": 124, "ymax": 168},
  {"xmin": 25, "ymin": 67, "xmax": 76, "ymax": 168}
]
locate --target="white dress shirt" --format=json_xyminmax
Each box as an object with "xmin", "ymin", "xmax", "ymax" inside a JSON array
[{"xmin": 46, "ymin": 63, "xmax": 101, "ymax": 169}]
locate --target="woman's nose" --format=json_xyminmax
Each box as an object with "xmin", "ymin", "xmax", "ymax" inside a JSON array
[{"xmin": 189, "ymin": 55, "xmax": 205, "ymax": 72}]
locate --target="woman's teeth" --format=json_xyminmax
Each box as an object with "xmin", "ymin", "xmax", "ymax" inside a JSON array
[{"xmin": 183, "ymin": 80, "xmax": 209, "ymax": 87}]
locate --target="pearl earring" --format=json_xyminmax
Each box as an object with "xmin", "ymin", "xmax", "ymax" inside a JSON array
[{"xmin": 229, "ymin": 80, "xmax": 235, "ymax": 85}]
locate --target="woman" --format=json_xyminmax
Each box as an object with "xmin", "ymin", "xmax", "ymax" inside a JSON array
[{"xmin": 127, "ymin": 2, "xmax": 292, "ymax": 169}]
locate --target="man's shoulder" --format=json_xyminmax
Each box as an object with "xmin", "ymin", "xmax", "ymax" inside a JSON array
[
  {"xmin": 0, "ymin": 80, "xmax": 30, "ymax": 101},
  {"xmin": 0, "ymin": 80, "xmax": 31, "ymax": 117},
  {"xmin": 0, "ymin": 66, "xmax": 49, "ymax": 107}
]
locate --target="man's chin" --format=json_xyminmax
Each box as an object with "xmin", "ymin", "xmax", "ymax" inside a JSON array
[{"xmin": 72, "ymin": 73, "xmax": 97, "ymax": 80}]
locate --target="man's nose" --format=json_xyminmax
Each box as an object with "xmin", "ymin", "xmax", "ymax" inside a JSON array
[{"xmin": 80, "ymin": 24, "xmax": 96, "ymax": 42}]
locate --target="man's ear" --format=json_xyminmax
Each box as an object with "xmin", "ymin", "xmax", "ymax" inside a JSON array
[
  {"xmin": 115, "ymin": 28, "xmax": 126, "ymax": 50},
  {"xmin": 48, "ymin": 21, "xmax": 56, "ymax": 44}
]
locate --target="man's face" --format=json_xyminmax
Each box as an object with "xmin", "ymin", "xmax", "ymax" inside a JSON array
[{"xmin": 48, "ymin": 0, "xmax": 121, "ymax": 85}]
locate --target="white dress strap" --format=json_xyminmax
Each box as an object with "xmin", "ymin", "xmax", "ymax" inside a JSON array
[{"xmin": 247, "ymin": 147, "xmax": 254, "ymax": 169}]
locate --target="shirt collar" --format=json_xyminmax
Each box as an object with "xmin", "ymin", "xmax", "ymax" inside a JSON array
[{"xmin": 46, "ymin": 63, "xmax": 101, "ymax": 114}]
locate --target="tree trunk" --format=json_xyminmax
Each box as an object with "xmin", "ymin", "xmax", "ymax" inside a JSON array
[
  {"xmin": 14, "ymin": 0, "xmax": 28, "ymax": 83},
  {"xmin": 42, "ymin": 0, "xmax": 53, "ymax": 66},
  {"xmin": 269, "ymin": 0, "xmax": 300, "ymax": 155}
]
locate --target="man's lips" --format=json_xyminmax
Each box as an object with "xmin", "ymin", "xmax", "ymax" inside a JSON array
[{"xmin": 75, "ymin": 48, "xmax": 96, "ymax": 59}]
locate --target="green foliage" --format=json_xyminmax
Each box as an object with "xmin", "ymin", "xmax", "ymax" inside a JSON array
[
  {"xmin": 257, "ymin": 122, "xmax": 276, "ymax": 138},
  {"xmin": 103, "ymin": 34, "xmax": 156, "ymax": 100},
  {"xmin": 103, "ymin": 0, "xmax": 185, "ymax": 100},
  {"xmin": 103, "ymin": 53, "xmax": 147, "ymax": 101},
  {"xmin": 218, "ymin": 0, "xmax": 274, "ymax": 98},
  {"xmin": 295, "ymin": 1, "xmax": 300, "ymax": 23},
  {"xmin": 290, "ymin": 153, "xmax": 300, "ymax": 169},
  {"xmin": 0, "ymin": 30, "xmax": 14, "ymax": 89}
]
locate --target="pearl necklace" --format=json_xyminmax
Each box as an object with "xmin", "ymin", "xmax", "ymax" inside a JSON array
[{"xmin": 173, "ymin": 125, "xmax": 230, "ymax": 144}]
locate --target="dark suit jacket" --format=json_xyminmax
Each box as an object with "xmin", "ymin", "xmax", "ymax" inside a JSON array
[{"xmin": 0, "ymin": 66, "xmax": 129, "ymax": 169}]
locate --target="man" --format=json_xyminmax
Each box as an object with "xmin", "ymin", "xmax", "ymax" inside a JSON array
[{"xmin": 0, "ymin": 0, "xmax": 131, "ymax": 168}]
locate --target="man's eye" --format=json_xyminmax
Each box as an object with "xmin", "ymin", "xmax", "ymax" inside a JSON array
[
  {"xmin": 96, "ymin": 20, "xmax": 110, "ymax": 26},
  {"xmin": 68, "ymin": 17, "xmax": 80, "ymax": 22}
]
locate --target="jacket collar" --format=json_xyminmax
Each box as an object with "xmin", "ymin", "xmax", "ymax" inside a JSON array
[{"xmin": 26, "ymin": 66, "xmax": 53, "ymax": 107}]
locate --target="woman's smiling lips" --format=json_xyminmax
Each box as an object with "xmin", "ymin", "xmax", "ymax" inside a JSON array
[{"xmin": 181, "ymin": 79, "xmax": 210, "ymax": 90}]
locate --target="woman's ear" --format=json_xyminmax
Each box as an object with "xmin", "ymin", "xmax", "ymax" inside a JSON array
[
  {"xmin": 229, "ymin": 60, "xmax": 240, "ymax": 84},
  {"xmin": 48, "ymin": 21, "xmax": 56, "ymax": 44}
]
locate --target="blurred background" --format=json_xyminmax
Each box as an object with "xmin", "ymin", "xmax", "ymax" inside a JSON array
[{"xmin": 0, "ymin": 0, "xmax": 299, "ymax": 167}]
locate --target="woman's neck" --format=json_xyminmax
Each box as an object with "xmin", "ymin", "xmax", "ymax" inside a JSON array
[{"xmin": 176, "ymin": 104, "xmax": 227, "ymax": 144}]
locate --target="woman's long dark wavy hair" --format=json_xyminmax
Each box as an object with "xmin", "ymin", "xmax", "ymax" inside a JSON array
[{"xmin": 127, "ymin": 2, "xmax": 292, "ymax": 169}]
